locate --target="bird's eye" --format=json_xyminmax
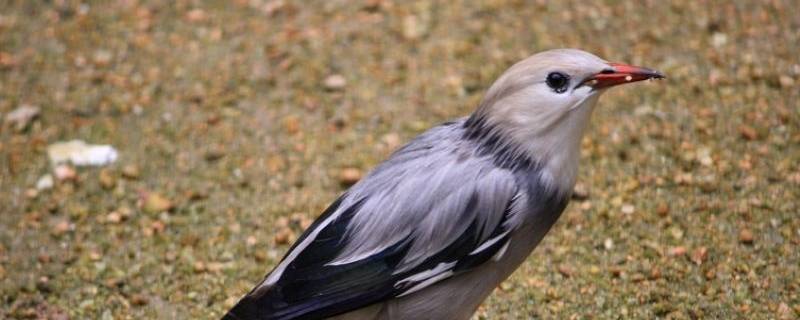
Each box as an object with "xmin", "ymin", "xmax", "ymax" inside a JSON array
[{"xmin": 546, "ymin": 72, "xmax": 570, "ymax": 93}]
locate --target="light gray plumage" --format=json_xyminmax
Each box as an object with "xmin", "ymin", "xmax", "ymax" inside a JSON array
[{"xmin": 225, "ymin": 49, "xmax": 664, "ymax": 320}]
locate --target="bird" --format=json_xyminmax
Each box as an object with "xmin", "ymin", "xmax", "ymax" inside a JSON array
[{"xmin": 224, "ymin": 49, "xmax": 664, "ymax": 320}]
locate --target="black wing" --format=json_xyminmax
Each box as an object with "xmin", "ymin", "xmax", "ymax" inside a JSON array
[{"xmin": 223, "ymin": 190, "xmax": 520, "ymax": 320}]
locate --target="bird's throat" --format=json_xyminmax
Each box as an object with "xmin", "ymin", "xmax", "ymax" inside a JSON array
[{"xmin": 517, "ymin": 95, "xmax": 600, "ymax": 195}]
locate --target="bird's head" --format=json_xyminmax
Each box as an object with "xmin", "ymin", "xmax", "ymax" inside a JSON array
[{"xmin": 468, "ymin": 48, "xmax": 664, "ymax": 193}]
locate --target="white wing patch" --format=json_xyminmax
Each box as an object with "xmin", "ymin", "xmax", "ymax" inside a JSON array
[
  {"xmin": 394, "ymin": 229, "xmax": 514, "ymax": 297},
  {"xmin": 468, "ymin": 231, "xmax": 511, "ymax": 256},
  {"xmin": 395, "ymin": 261, "xmax": 456, "ymax": 282},
  {"xmin": 397, "ymin": 271, "xmax": 454, "ymax": 297},
  {"xmin": 492, "ymin": 241, "xmax": 510, "ymax": 262},
  {"xmin": 395, "ymin": 262, "xmax": 457, "ymax": 297}
]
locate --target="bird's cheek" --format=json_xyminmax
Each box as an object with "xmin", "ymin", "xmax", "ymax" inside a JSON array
[
  {"xmin": 528, "ymin": 106, "xmax": 562, "ymax": 127},
  {"xmin": 572, "ymin": 86, "xmax": 595, "ymax": 97}
]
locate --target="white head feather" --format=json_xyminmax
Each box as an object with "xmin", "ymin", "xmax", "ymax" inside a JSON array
[{"xmin": 472, "ymin": 49, "xmax": 613, "ymax": 194}]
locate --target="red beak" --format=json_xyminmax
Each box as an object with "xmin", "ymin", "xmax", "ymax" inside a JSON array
[{"xmin": 587, "ymin": 62, "xmax": 665, "ymax": 90}]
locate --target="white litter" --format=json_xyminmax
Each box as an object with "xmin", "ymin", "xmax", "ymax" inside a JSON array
[
  {"xmin": 36, "ymin": 174, "xmax": 54, "ymax": 190},
  {"xmin": 4, "ymin": 104, "xmax": 40, "ymax": 131},
  {"xmin": 47, "ymin": 140, "xmax": 118, "ymax": 167},
  {"xmin": 53, "ymin": 164, "xmax": 77, "ymax": 181}
]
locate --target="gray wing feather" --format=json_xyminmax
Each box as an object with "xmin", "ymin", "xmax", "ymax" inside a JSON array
[
  {"xmin": 230, "ymin": 120, "xmax": 529, "ymax": 319},
  {"xmin": 329, "ymin": 121, "xmax": 522, "ymax": 273}
]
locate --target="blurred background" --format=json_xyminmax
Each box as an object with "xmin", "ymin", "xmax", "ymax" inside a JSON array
[{"xmin": 1, "ymin": 0, "xmax": 798, "ymax": 318}]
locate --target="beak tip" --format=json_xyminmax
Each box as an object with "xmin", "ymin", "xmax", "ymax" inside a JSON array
[
  {"xmin": 591, "ymin": 63, "xmax": 666, "ymax": 89},
  {"xmin": 651, "ymin": 70, "xmax": 666, "ymax": 79}
]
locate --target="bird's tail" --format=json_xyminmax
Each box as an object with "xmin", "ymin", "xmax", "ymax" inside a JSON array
[{"xmin": 222, "ymin": 295, "xmax": 263, "ymax": 320}]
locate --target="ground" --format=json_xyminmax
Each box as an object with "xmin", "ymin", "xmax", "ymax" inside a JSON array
[{"xmin": 1, "ymin": 1, "xmax": 798, "ymax": 319}]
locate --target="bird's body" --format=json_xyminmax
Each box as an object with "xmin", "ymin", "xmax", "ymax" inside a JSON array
[{"xmin": 225, "ymin": 49, "xmax": 663, "ymax": 320}]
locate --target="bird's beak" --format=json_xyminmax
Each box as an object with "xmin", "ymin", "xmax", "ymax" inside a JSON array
[{"xmin": 584, "ymin": 62, "xmax": 665, "ymax": 90}]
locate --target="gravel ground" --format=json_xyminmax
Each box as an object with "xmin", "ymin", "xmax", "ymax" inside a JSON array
[{"xmin": 1, "ymin": 1, "xmax": 798, "ymax": 319}]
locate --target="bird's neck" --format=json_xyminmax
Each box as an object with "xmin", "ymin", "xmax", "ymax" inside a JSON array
[{"xmin": 464, "ymin": 95, "xmax": 599, "ymax": 196}]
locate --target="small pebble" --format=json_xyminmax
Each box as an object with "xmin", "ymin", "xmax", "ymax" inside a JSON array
[
  {"xmin": 253, "ymin": 250, "xmax": 267, "ymax": 262},
  {"xmin": 739, "ymin": 125, "xmax": 758, "ymax": 141},
  {"xmin": 274, "ymin": 227, "xmax": 295, "ymax": 245},
  {"xmin": 339, "ymin": 168, "xmax": 362, "ymax": 186},
  {"xmin": 187, "ymin": 189, "xmax": 209, "ymax": 201},
  {"xmin": 38, "ymin": 254, "xmax": 51, "ymax": 263},
  {"xmin": 588, "ymin": 265, "xmax": 601, "ymax": 275},
  {"xmin": 402, "ymin": 14, "xmax": 426, "ymax": 40},
  {"xmin": 25, "ymin": 188, "xmax": 38, "ymax": 198},
  {"xmin": 668, "ymin": 246, "xmax": 687, "ymax": 256},
  {"xmin": 777, "ymin": 303, "xmax": 792, "ymax": 319},
  {"xmin": 246, "ymin": 235, "xmax": 258, "ymax": 246},
  {"xmin": 621, "ymin": 204, "xmax": 634, "ymax": 215},
  {"xmin": 323, "ymin": 74, "xmax": 347, "ymax": 90},
  {"xmin": 204, "ymin": 147, "xmax": 226, "ymax": 161},
  {"xmin": 52, "ymin": 220, "xmax": 71, "ymax": 236},
  {"xmin": 603, "ymin": 238, "xmax": 614, "ymax": 250},
  {"xmin": 649, "ymin": 267, "xmax": 661, "ymax": 280},
  {"xmin": 705, "ymin": 268, "xmax": 716, "ymax": 280},
  {"xmin": 0, "ymin": 52, "xmax": 16, "ymax": 67},
  {"xmin": 698, "ymin": 150, "xmax": 714, "ymax": 167},
  {"xmin": 691, "ymin": 247, "xmax": 708, "ymax": 265},
  {"xmin": 53, "ymin": 165, "xmax": 77, "ymax": 181},
  {"xmin": 382, "ymin": 133, "xmax": 401, "ymax": 150},
  {"xmin": 778, "ymin": 75, "xmax": 794, "ymax": 88},
  {"xmin": 571, "ymin": 183, "xmax": 589, "ymax": 200},
  {"xmin": 92, "ymin": 50, "xmax": 113, "ymax": 66},
  {"xmin": 141, "ymin": 193, "xmax": 173, "ymax": 214},
  {"xmin": 275, "ymin": 216, "xmax": 290, "ymax": 228},
  {"xmin": 106, "ymin": 211, "xmax": 122, "ymax": 224},
  {"xmin": 557, "ymin": 264, "xmax": 574, "ymax": 277},
  {"xmin": 299, "ymin": 217, "xmax": 313, "ymax": 229},
  {"xmin": 122, "ymin": 165, "xmax": 141, "ymax": 179},
  {"xmin": 283, "ymin": 116, "xmax": 300, "ymax": 135},
  {"xmin": 88, "ymin": 251, "xmax": 102, "ymax": 261},
  {"xmin": 739, "ymin": 228, "xmax": 754, "ymax": 244},
  {"xmin": 207, "ymin": 262, "xmax": 224, "ymax": 273},
  {"xmin": 36, "ymin": 174, "xmax": 54, "ymax": 190},
  {"xmin": 151, "ymin": 220, "xmax": 166, "ymax": 233},
  {"xmin": 185, "ymin": 8, "xmax": 207, "ymax": 22},
  {"xmin": 711, "ymin": 32, "xmax": 728, "ymax": 47},
  {"xmin": 224, "ymin": 296, "xmax": 239, "ymax": 309},
  {"xmin": 98, "ymin": 169, "xmax": 116, "ymax": 189},
  {"xmin": 656, "ymin": 202, "xmax": 670, "ymax": 217},
  {"xmin": 193, "ymin": 261, "xmax": 207, "ymax": 273},
  {"xmin": 131, "ymin": 294, "xmax": 149, "ymax": 306},
  {"xmin": 3, "ymin": 104, "xmax": 39, "ymax": 132},
  {"xmin": 118, "ymin": 206, "xmax": 133, "ymax": 219},
  {"xmin": 36, "ymin": 276, "xmax": 51, "ymax": 293},
  {"xmin": 670, "ymin": 227, "xmax": 684, "ymax": 240}
]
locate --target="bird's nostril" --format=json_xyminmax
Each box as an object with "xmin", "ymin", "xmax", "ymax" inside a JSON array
[{"xmin": 600, "ymin": 69, "xmax": 615, "ymax": 74}]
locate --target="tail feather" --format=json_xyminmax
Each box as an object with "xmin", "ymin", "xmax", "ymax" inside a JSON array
[
  {"xmin": 222, "ymin": 286, "xmax": 388, "ymax": 320},
  {"xmin": 222, "ymin": 295, "xmax": 265, "ymax": 320}
]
